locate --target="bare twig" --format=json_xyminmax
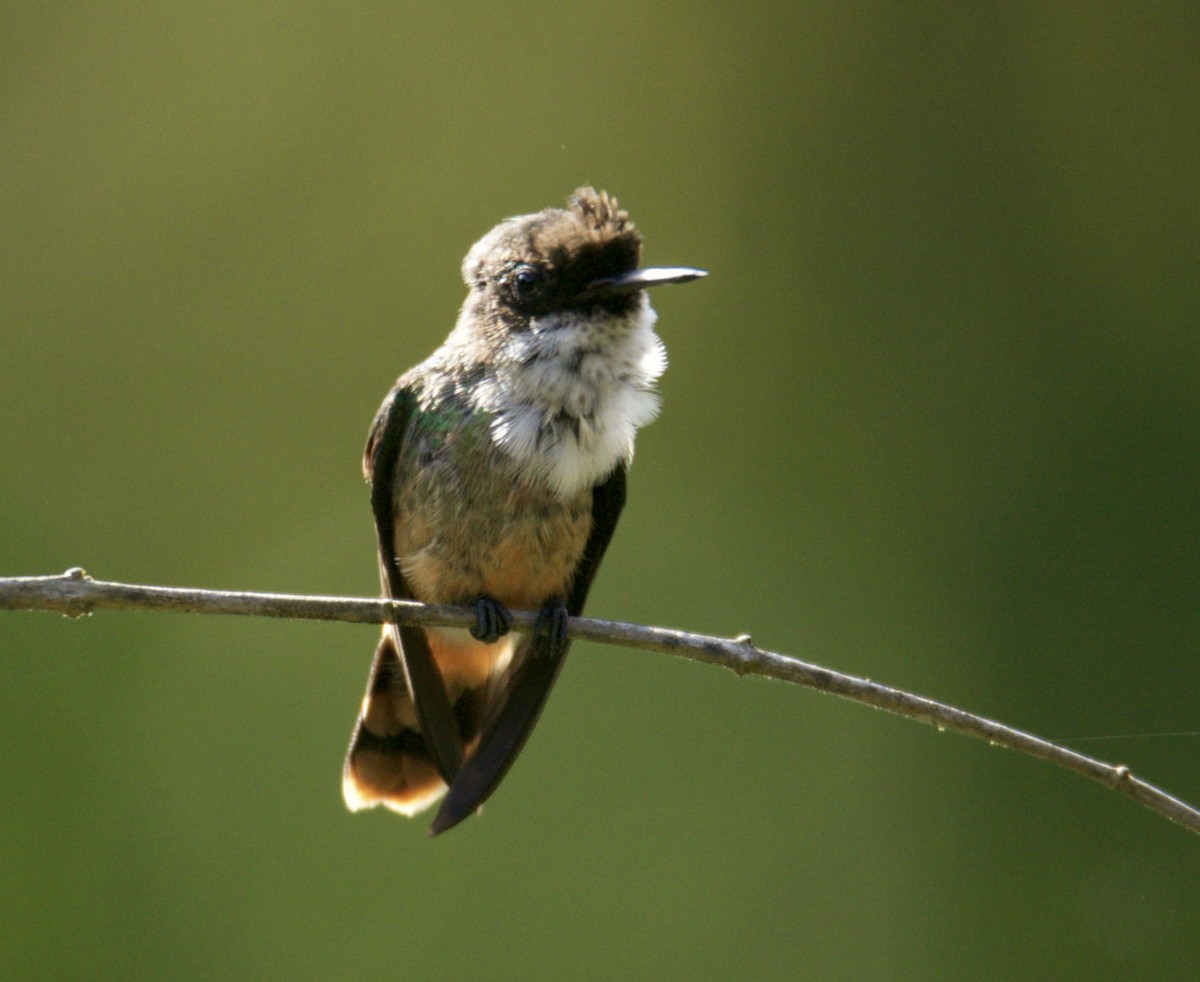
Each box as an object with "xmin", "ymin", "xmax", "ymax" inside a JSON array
[{"xmin": 3, "ymin": 567, "xmax": 1198, "ymax": 836}]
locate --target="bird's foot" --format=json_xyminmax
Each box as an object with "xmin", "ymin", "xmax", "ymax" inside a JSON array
[
  {"xmin": 532, "ymin": 601, "xmax": 569, "ymax": 657},
  {"xmin": 469, "ymin": 596, "xmax": 512, "ymax": 644}
]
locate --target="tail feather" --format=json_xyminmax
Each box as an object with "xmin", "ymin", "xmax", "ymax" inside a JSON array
[{"xmin": 343, "ymin": 630, "xmax": 447, "ymax": 815}]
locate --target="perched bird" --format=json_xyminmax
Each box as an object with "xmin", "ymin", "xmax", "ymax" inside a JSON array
[{"xmin": 342, "ymin": 188, "xmax": 705, "ymax": 835}]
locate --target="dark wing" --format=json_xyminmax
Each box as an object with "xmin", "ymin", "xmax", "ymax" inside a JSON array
[
  {"xmin": 429, "ymin": 463, "xmax": 628, "ymax": 835},
  {"xmin": 366, "ymin": 384, "xmax": 464, "ymax": 783}
]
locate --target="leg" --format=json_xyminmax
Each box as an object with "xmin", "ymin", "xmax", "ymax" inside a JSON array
[
  {"xmin": 469, "ymin": 595, "xmax": 513, "ymax": 644},
  {"xmin": 532, "ymin": 599, "xmax": 569, "ymax": 657}
]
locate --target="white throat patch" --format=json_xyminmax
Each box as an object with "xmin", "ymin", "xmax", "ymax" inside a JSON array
[{"xmin": 470, "ymin": 298, "xmax": 666, "ymax": 497}]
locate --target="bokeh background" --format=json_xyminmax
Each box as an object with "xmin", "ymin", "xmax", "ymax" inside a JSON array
[{"xmin": 3, "ymin": 4, "xmax": 1198, "ymax": 979}]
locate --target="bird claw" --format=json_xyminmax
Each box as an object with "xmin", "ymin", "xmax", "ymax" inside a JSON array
[
  {"xmin": 533, "ymin": 602, "xmax": 569, "ymax": 657},
  {"xmin": 469, "ymin": 596, "xmax": 512, "ymax": 644}
]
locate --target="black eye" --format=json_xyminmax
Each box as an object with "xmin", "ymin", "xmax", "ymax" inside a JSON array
[{"xmin": 508, "ymin": 264, "xmax": 545, "ymax": 305}]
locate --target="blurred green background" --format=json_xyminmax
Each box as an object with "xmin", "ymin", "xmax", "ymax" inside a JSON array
[{"xmin": 3, "ymin": 3, "xmax": 1198, "ymax": 979}]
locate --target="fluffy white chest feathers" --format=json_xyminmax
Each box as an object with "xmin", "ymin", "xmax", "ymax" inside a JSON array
[{"xmin": 469, "ymin": 297, "xmax": 666, "ymax": 497}]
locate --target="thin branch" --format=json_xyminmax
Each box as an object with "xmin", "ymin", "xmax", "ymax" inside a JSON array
[{"xmin": 3, "ymin": 567, "xmax": 1198, "ymax": 837}]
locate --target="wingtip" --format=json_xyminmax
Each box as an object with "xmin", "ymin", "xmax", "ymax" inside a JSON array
[{"xmin": 427, "ymin": 798, "xmax": 473, "ymax": 837}]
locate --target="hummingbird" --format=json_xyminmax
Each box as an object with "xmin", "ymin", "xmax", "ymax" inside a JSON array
[{"xmin": 342, "ymin": 188, "xmax": 705, "ymax": 835}]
